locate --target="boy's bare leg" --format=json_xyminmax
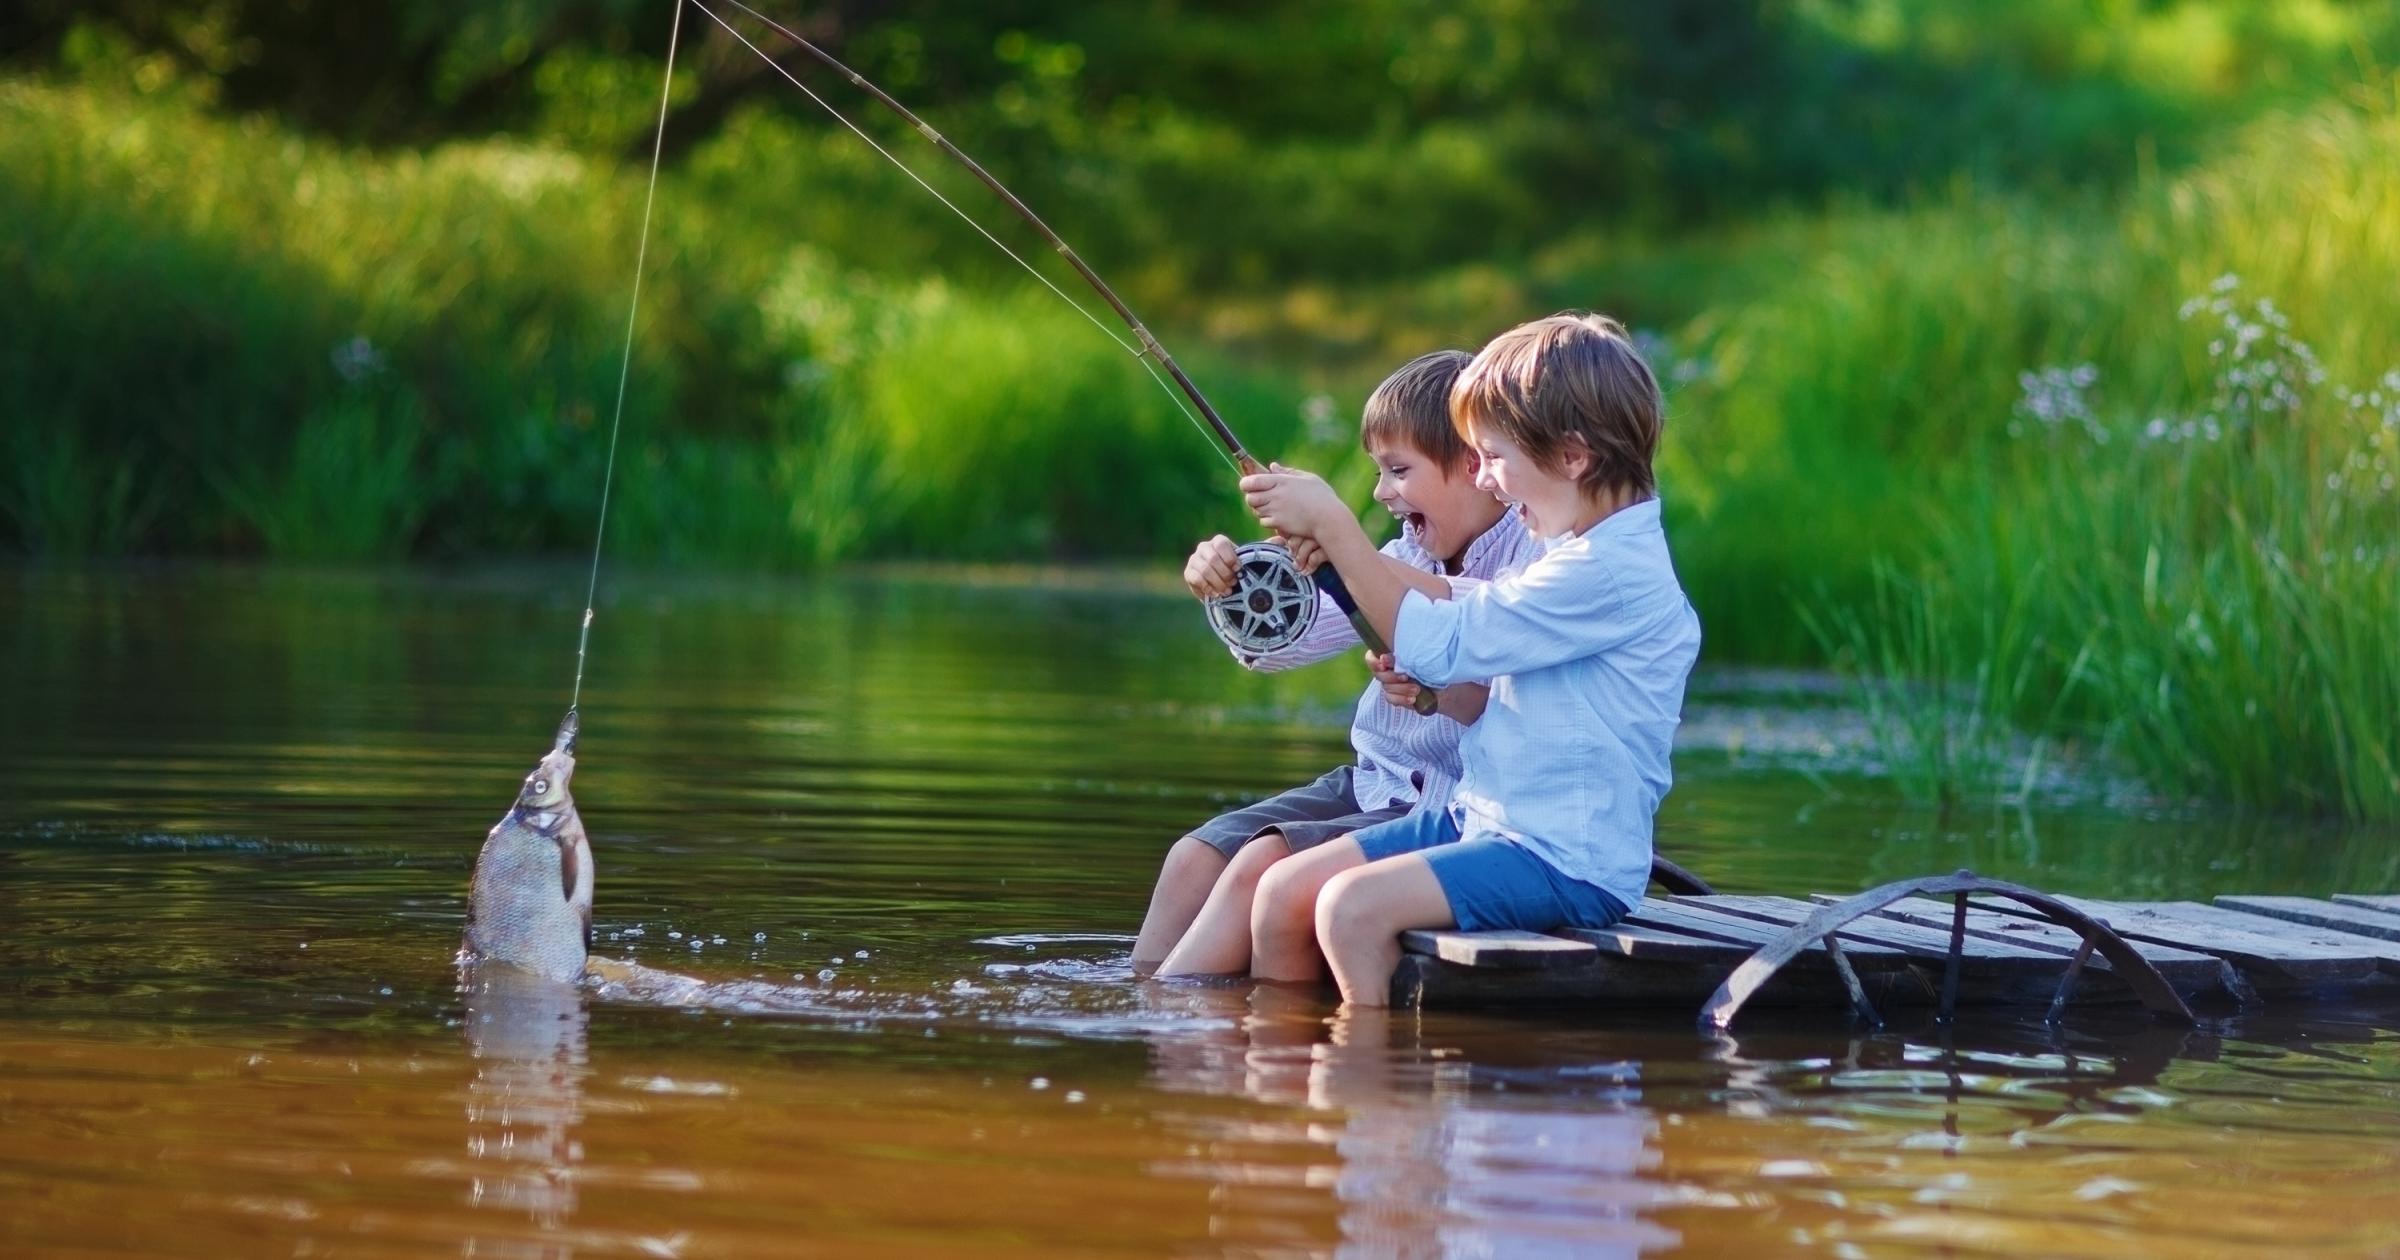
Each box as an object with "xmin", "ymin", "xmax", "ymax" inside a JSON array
[
  {"xmin": 1156, "ymin": 833, "xmax": 1292, "ymax": 977},
  {"xmin": 1131, "ymin": 837, "xmax": 1230, "ymax": 974},
  {"xmin": 1313, "ymin": 855, "xmax": 1454, "ymax": 1007},
  {"xmin": 1248, "ymin": 837, "xmax": 1370, "ymax": 984}
]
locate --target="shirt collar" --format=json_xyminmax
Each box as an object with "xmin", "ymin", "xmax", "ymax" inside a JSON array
[
  {"xmin": 1458, "ymin": 506, "xmax": 1530, "ymax": 571},
  {"xmin": 1541, "ymin": 496, "xmax": 1662, "ymax": 550}
]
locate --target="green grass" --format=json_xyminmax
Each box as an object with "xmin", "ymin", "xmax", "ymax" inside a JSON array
[
  {"xmin": 0, "ymin": 79, "xmax": 1319, "ymax": 568},
  {"xmin": 5, "ymin": 67, "xmax": 2398, "ymax": 820}
]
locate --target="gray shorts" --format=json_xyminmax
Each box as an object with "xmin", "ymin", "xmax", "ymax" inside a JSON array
[{"xmin": 1187, "ymin": 766, "xmax": 1409, "ymax": 859}]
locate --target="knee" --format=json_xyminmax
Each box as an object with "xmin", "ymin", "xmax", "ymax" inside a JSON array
[
  {"xmin": 1313, "ymin": 869, "xmax": 1381, "ymax": 946},
  {"xmin": 1251, "ymin": 861, "xmax": 1315, "ymax": 941},
  {"xmin": 1160, "ymin": 836, "xmax": 1227, "ymax": 888},
  {"xmin": 1221, "ymin": 833, "xmax": 1288, "ymax": 888}
]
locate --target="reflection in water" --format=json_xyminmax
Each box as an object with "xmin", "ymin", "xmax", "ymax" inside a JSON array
[
  {"xmin": 6, "ymin": 566, "xmax": 2400, "ymax": 1257},
  {"xmin": 461, "ymin": 965, "xmax": 590, "ymax": 1259},
  {"xmin": 1144, "ymin": 985, "xmax": 1678, "ymax": 1257}
]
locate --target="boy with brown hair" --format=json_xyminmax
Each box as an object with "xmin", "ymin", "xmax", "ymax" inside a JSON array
[
  {"xmin": 1132, "ymin": 350, "xmax": 1541, "ymax": 977},
  {"xmin": 1241, "ymin": 313, "xmax": 1702, "ymax": 1005}
]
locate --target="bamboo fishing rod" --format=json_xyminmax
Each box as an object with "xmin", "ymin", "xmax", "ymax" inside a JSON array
[{"xmin": 679, "ymin": 0, "xmax": 1441, "ymax": 710}]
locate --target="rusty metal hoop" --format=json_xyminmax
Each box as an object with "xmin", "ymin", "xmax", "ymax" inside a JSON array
[
  {"xmin": 1650, "ymin": 855, "xmax": 1716, "ymax": 897},
  {"xmin": 1697, "ymin": 870, "xmax": 2196, "ymax": 1033}
]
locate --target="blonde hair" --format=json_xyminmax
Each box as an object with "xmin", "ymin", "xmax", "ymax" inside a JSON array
[
  {"xmin": 1359, "ymin": 349, "xmax": 1474, "ymax": 474},
  {"xmin": 1451, "ymin": 313, "xmax": 1661, "ymax": 497}
]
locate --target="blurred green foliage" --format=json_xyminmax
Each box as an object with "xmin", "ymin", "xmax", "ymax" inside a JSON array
[{"xmin": 4, "ymin": 1, "xmax": 2398, "ymax": 815}]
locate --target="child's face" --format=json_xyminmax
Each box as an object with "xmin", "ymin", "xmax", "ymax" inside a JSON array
[
  {"xmin": 1467, "ymin": 421, "xmax": 1588, "ymax": 539},
  {"xmin": 1367, "ymin": 437, "xmax": 1504, "ymax": 563}
]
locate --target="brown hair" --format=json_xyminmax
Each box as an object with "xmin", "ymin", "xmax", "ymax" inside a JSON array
[
  {"xmin": 1450, "ymin": 313, "xmax": 1661, "ymax": 498},
  {"xmin": 1359, "ymin": 349, "xmax": 1474, "ymax": 474}
]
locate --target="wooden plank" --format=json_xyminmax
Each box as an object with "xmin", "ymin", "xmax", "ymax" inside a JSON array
[
  {"xmin": 2214, "ymin": 896, "xmax": 2400, "ymax": 944},
  {"xmin": 1686, "ymin": 894, "xmax": 2060, "ymax": 963},
  {"xmin": 1560, "ymin": 920, "xmax": 1763, "ymax": 967},
  {"xmin": 2331, "ymin": 893, "xmax": 2400, "ymax": 914},
  {"xmin": 2015, "ymin": 897, "xmax": 2400, "ymax": 988},
  {"xmin": 1399, "ymin": 928, "xmax": 1596, "ymax": 971},
  {"xmin": 1628, "ymin": 900, "xmax": 1910, "ymax": 959},
  {"xmin": 1625, "ymin": 900, "xmax": 1913, "ymax": 968},
  {"xmin": 1395, "ymin": 938, "xmax": 1932, "ymax": 1011},
  {"xmin": 1690, "ymin": 892, "xmax": 2243, "ymax": 1007},
  {"xmin": 1814, "ymin": 894, "xmax": 2230, "ymax": 993}
]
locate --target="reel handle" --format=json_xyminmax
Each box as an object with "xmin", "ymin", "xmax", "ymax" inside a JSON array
[
  {"xmin": 1310, "ymin": 564, "xmax": 1443, "ymax": 717},
  {"xmin": 1226, "ymin": 454, "xmax": 1439, "ymax": 717}
]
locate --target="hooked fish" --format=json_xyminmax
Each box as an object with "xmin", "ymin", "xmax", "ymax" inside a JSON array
[{"xmin": 462, "ymin": 710, "xmax": 594, "ymax": 983}]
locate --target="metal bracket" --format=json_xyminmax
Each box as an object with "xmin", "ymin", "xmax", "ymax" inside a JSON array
[{"xmin": 1698, "ymin": 870, "xmax": 2195, "ymax": 1033}]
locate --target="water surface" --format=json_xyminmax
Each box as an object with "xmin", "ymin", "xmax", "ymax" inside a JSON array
[{"xmin": 3, "ymin": 563, "xmax": 2395, "ymax": 1257}]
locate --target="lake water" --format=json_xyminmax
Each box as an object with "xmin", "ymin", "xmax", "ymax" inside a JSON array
[{"xmin": 3, "ymin": 563, "xmax": 2396, "ymax": 1257}]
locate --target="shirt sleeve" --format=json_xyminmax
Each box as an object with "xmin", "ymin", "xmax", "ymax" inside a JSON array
[{"xmin": 1392, "ymin": 545, "xmax": 1651, "ymax": 687}]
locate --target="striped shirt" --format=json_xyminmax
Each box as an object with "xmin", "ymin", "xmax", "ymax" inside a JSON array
[
  {"xmin": 1235, "ymin": 510, "xmax": 1541, "ymax": 814},
  {"xmin": 1392, "ymin": 498, "xmax": 1701, "ymax": 914}
]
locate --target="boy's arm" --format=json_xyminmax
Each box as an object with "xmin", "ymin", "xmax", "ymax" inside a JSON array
[
  {"xmin": 1392, "ymin": 550, "xmax": 1667, "ymax": 689},
  {"xmin": 1367, "ymin": 651, "xmax": 1489, "ymax": 725},
  {"xmin": 1242, "ymin": 467, "xmax": 1430, "ymax": 648}
]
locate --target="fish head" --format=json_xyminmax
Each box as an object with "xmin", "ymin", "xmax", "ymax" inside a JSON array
[
  {"xmin": 516, "ymin": 735, "xmax": 576, "ymax": 813},
  {"xmin": 463, "ymin": 712, "xmax": 595, "ymax": 985}
]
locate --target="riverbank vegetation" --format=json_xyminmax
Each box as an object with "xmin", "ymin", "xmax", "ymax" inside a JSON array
[{"xmin": 4, "ymin": 1, "xmax": 2396, "ymax": 818}]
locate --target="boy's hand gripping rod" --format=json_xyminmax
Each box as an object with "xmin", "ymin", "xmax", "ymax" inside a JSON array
[{"xmin": 691, "ymin": 0, "xmax": 1440, "ymax": 714}]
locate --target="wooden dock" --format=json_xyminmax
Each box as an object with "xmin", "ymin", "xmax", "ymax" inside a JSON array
[{"xmin": 1395, "ymin": 883, "xmax": 2400, "ymax": 1024}]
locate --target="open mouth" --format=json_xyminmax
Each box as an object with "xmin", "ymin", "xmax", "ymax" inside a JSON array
[{"xmin": 1399, "ymin": 510, "xmax": 1427, "ymax": 536}]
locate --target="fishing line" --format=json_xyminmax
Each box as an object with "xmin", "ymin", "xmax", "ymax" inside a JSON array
[
  {"xmin": 684, "ymin": 1, "xmax": 1408, "ymax": 678},
  {"xmin": 688, "ymin": 0, "xmax": 1240, "ymax": 473},
  {"xmin": 571, "ymin": 0, "xmax": 687, "ymax": 713}
]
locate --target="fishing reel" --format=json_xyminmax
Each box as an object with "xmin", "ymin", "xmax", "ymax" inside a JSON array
[{"xmin": 1203, "ymin": 541, "xmax": 1321, "ymax": 657}]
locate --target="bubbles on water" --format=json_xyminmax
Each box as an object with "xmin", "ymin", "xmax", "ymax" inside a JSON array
[
  {"xmin": 668, "ymin": 931, "xmax": 684, "ymax": 940},
  {"xmin": 853, "ymin": 949, "xmax": 870, "ymax": 959},
  {"xmin": 712, "ymin": 936, "xmax": 727, "ymax": 946},
  {"xmin": 1063, "ymin": 1090, "xmax": 1085, "ymax": 1104},
  {"xmin": 1029, "ymin": 1077, "xmax": 1050, "ymax": 1091},
  {"xmin": 817, "ymin": 969, "xmax": 836, "ymax": 982},
  {"xmin": 377, "ymin": 986, "xmax": 392, "ymax": 996},
  {"xmin": 753, "ymin": 932, "xmax": 767, "ymax": 943},
  {"xmin": 690, "ymin": 940, "xmax": 704, "ymax": 951}
]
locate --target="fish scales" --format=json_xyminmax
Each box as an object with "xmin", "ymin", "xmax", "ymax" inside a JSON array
[{"xmin": 463, "ymin": 711, "xmax": 594, "ymax": 983}]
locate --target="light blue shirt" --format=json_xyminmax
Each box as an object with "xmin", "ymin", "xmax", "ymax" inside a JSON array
[
  {"xmin": 1239, "ymin": 510, "xmax": 1542, "ymax": 813},
  {"xmin": 1391, "ymin": 498, "xmax": 1700, "ymax": 913}
]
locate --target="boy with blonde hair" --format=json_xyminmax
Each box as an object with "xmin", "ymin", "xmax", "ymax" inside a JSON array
[
  {"xmin": 1241, "ymin": 313, "xmax": 1701, "ymax": 1005},
  {"xmin": 1132, "ymin": 350, "xmax": 1541, "ymax": 977}
]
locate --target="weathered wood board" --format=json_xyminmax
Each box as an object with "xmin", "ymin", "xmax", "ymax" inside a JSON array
[
  {"xmin": 1804, "ymin": 894, "xmax": 2233, "ymax": 996},
  {"xmin": 1685, "ymin": 892, "xmax": 2216, "ymax": 1005},
  {"xmin": 1391, "ymin": 888, "xmax": 2400, "ymax": 1011},
  {"xmin": 2213, "ymin": 896, "xmax": 2400, "ymax": 944},
  {"xmin": 1397, "ymin": 929, "xmax": 1596, "ymax": 971},
  {"xmin": 1923, "ymin": 896, "xmax": 2400, "ymax": 990}
]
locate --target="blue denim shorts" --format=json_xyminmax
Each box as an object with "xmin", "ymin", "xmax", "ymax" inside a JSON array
[{"xmin": 1352, "ymin": 808, "xmax": 1629, "ymax": 933}]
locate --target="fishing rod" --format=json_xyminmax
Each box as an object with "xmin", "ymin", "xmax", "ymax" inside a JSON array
[{"xmin": 682, "ymin": 0, "xmax": 1441, "ymax": 712}]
